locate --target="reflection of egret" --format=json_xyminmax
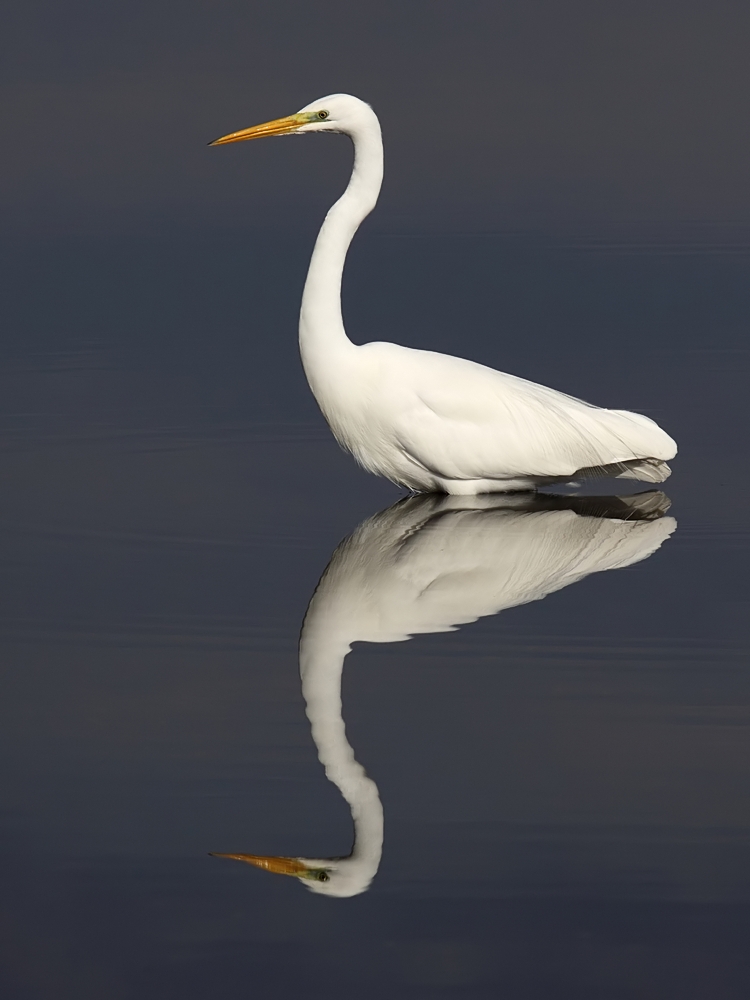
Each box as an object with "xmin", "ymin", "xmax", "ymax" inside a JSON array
[
  {"xmin": 212, "ymin": 491, "xmax": 675, "ymax": 896},
  {"xmin": 210, "ymin": 94, "xmax": 677, "ymax": 494}
]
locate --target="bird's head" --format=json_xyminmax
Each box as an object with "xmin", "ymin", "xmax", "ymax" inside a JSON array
[
  {"xmin": 208, "ymin": 94, "xmax": 375, "ymax": 146},
  {"xmin": 210, "ymin": 850, "xmax": 372, "ymax": 897}
]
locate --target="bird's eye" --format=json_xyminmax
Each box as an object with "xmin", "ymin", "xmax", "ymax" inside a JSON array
[
  {"xmin": 316, "ymin": 871, "xmax": 329, "ymax": 881},
  {"xmin": 317, "ymin": 110, "xmax": 329, "ymax": 120}
]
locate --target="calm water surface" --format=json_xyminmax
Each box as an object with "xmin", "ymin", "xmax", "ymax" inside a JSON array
[{"xmin": 0, "ymin": 233, "xmax": 748, "ymax": 998}]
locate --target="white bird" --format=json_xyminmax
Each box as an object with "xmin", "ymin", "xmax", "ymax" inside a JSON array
[
  {"xmin": 211, "ymin": 490, "xmax": 675, "ymax": 896},
  {"xmin": 210, "ymin": 94, "xmax": 677, "ymax": 495}
]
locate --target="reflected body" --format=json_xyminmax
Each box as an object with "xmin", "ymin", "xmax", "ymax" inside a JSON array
[
  {"xmin": 211, "ymin": 94, "xmax": 677, "ymax": 494},
  {"xmin": 213, "ymin": 491, "xmax": 675, "ymax": 895}
]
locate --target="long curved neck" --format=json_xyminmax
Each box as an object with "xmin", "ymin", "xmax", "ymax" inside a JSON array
[
  {"xmin": 299, "ymin": 620, "xmax": 383, "ymax": 872},
  {"xmin": 298, "ymin": 122, "xmax": 384, "ymax": 385}
]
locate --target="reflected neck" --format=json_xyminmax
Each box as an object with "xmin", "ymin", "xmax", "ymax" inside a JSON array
[{"xmin": 299, "ymin": 625, "xmax": 383, "ymax": 866}]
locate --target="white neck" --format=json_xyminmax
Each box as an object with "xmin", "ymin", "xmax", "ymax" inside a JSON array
[{"xmin": 298, "ymin": 118, "xmax": 384, "ymax": 395}]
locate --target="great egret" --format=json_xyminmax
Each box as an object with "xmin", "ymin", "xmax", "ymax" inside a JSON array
[
  {"xmin": 210, "ymin": 94, "xmax": 677, "ymax": 495},
  {"xmin": 212, "ymin": 490, "xmax": 675, "ymax": 896}
]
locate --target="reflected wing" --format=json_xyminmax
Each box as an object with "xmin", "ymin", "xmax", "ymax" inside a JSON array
[
  {"xmin": 388, "ymin": 506, "xmax": 675, "ymax": 634},
  {"xmin": 304, "ymin": 491, "xmax": 676, "ymax": 645}
]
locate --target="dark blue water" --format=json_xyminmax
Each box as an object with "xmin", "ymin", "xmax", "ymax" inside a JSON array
[{"xmin": 0, "ymin": 231, "xmax": 748, "ymax": 998}]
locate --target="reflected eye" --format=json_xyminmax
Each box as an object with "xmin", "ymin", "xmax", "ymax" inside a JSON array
[
  {"xmin": 317, "ymin": 110, "xmax": 329, "ymax": 120},
  {"xmin": 316, "ymin": 871, "xmax": 329, "ymax": 882}
]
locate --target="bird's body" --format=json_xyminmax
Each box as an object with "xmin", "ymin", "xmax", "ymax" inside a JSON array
[
  {"xmin": 307, "ymin": 341, "xmax": 674, "ymax": 493},
  {"xmin": 212, "ymin": 94, "xmax": 677, "ymax": 494}
]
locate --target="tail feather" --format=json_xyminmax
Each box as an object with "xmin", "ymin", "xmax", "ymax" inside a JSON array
[
  {"xmin": 613, "ymin": 458, "xmax": 672, "ymax": 483},
  {"xmin": 575, "ymin": 457, "xmax": 672, "ymax": 484}
]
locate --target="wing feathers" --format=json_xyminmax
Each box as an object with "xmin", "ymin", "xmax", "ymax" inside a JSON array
[{"xmin": 382, "ymin": 347, "xmax": 676, "ymax": 483}]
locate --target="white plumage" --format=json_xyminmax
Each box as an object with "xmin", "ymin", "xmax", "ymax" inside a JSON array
[{"xmin": 212, "ymin": 93, "xmax": 677, "ymax": 494}]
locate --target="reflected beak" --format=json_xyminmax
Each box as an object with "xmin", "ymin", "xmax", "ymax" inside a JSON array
[
  {"xmin": 208, "ymin": 114, "xmax": 308, "ymax": 146},
  {"xmin": 209, "ymin": 852, "xmax": 311, "ymax": 877}
]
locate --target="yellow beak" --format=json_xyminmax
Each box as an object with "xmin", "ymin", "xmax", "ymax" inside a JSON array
[
  {"xmin": 208, "ymin": 114, "xmax": 309, "ymax": 146},
  {"xmin": 209, "ymin": 852, "xmax": 310, "ymax": 876}
]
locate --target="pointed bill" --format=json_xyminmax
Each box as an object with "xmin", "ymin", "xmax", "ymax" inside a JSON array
[{"xmin": 208, "ymin": 114, "xmax": 311, "ymax": 146}]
